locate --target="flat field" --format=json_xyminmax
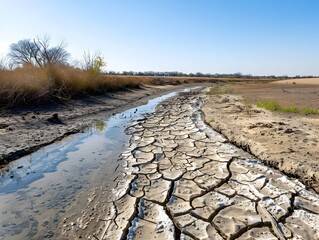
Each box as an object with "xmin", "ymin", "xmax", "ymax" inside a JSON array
[
  {"xmin": 235, "ymin": 79, "xmax": 319, "ymax": 110},
  {"xmin": 203, "ymin": 78, "xmax": 319, "ymax": 192}
]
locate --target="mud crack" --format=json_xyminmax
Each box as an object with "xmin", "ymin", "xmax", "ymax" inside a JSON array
[{"xmin": 96, "ymin": 92, "xmax": 319, "ymax": 239}]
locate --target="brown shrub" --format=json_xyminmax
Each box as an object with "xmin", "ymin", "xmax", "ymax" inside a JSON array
[
  {"xmin": 0, "ymin": 66, "xmax": 52, "ymax": 106},
  {"xmin": 0, "ymin": 66, "xmax": 155, "ymax": 107}
]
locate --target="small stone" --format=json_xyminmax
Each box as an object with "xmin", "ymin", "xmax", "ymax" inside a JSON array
[
  {"xmin": 284, "ymin": 128, "xmax": 294, "ymax": 133},
  {"xmin": 44, "ymin": 231, "xmax": 54, "ymax": 238},
  {"xmin": 47, "ymin": 113, "xmax": 63, "ymax": 124}
]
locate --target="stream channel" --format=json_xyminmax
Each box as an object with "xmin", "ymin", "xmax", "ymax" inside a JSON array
[{"xmin": 0, "ymin": 89, "xmax": 193, "ymax": 239}]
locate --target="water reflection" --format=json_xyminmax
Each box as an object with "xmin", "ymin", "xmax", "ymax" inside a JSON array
[
  {"xmin": 94, "ymin": 121, "xmax": 107, "ymax": 132},
  {"xmin": 0, "ymin": 90, "xmax": 181, "ymax": 240}
]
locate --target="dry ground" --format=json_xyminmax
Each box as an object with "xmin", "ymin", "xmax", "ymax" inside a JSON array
[
  {"xmin": 235, "ymin": 80, "xmax": 319, "ymax": 110},
  {"xmin": 203, "ymin": 79, "xmax": 319, "ymax": 192},
  {"xmin": 272, "ymin": 77, "xmax": 319, "ymax": 85}
]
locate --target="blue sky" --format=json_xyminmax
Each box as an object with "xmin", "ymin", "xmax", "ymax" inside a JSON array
[{"xmin": 0, "ymin": 0, "xmax": 318, "ymax": 76}]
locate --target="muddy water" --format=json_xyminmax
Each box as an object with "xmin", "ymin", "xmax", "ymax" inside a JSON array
[{"xmin": 0, "ymin": 91, "xmax": 180, "ymax": 239}]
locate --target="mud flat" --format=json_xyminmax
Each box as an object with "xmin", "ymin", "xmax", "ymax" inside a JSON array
[{"xmin": 88, "ymin": 91, "xmax": 319, "ymax": 239}]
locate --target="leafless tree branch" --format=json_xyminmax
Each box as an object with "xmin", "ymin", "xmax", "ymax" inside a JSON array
[{"xmin": 8, "ymin": 35, "xmax": 70, "ymax": 68}]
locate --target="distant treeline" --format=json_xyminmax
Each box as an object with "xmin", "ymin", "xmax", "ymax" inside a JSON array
[{"xmin": 106, "ymin": 71, "xmax": 316, "ymax": 79}]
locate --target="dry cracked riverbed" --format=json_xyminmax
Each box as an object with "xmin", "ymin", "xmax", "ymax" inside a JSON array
[{"xmin": 89, "ymin": 92, "xmax": 319, "ymax": 240}]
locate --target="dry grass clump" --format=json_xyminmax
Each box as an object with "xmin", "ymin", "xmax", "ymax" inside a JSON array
[
  {"xmin": 206, "ymin": 85, "xmax": 238, "ymax": 95},
  {"xmin": 48, "ymin": 67, "xmax": 151, "ymax": 94},
  {"xmin": 0, "ymin": 66, "xmax": 155, "ymax": 107},
  {"xmin": 0, "ymin": 66, "xmax": 52, "ymax": 106}
]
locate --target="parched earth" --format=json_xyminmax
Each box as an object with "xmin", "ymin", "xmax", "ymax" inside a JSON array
[{"xmin": 87, "ymin": 92, "xmax": 319, "ymax": 239}]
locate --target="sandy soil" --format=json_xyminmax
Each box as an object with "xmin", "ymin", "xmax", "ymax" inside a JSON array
[
  {"xmin": 272, "ymin": 78, "xmax": 319, "ymax": 85},
  {"xmin": 0, "ymin": 84, "xmax": 207, "ymax": 166},
  {"xmin": 235, "ymin": 82, "xmax": 319, "ymax": 109},
  {"xmin": 203, "ymin": 81, "xmax": 319, "ymax": 192}
]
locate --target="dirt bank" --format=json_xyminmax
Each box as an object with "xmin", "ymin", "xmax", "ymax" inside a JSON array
[
  {"xmin": 0, "ymin": 84, "xmax": 208, "ymax": 166},
  {"xmin": 203, "ymin": 85, "xmax": 319, "ymax": 192}
]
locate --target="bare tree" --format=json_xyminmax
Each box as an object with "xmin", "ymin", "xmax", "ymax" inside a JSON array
[
  {"xmin": 8, "ymin": 40, "xmax": 39, "ymax": 66},
  {"xmin": 8, "ymin": 35, "xmax": 70, "ymax": 68},
  {"xmin": 82, "ymin": 51, "xmax": 95, "ymax": 71}
]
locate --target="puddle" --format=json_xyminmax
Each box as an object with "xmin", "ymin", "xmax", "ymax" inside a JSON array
[{"xmin": 0, "ymin": 90, "xmax": 183, "ymax": 239}]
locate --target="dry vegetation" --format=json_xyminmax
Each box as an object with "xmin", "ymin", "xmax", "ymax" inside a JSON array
[
  {"xmin": 0, "ymin": 66, "xmax": 217, "ymax": 107},
  {"xmin": 0, "ymin": 66, "xmax": 151, "ymax": 106}
]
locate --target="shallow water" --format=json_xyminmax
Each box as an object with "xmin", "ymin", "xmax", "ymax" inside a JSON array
[{"xmin": 0, "ymin": 91, "xmax": 179, "ymax": 239}]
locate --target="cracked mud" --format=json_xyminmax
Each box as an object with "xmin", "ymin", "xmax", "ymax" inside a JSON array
[{"xmin": 93, "ymin": 92, "xmax": 319, "ymax": 240}]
